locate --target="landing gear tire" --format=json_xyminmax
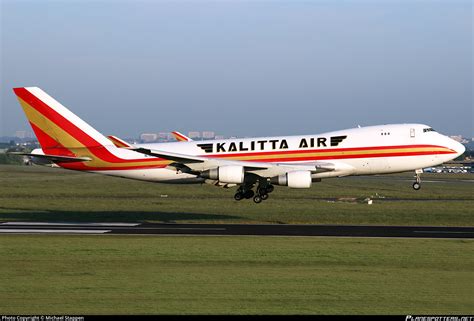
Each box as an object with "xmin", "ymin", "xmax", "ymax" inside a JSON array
[
  {"xmin": 260, "ymin": 193, "xmax": 269, "ymax": 200},
  {"xmin": 253, "ymin": 195, "xmax": 262, "ymax": 204},
  {"xmin": 234, "ymin": 192, "xmax": 244, "ymax": 201},
  {"xmin": 244, "ymin": 190, "xmax": 255, "ymax": 199},
  {"xmin": 258, "ymin": 185, "xmax": 274, "ymax": 195},
  {"xmin": 412, "ymin": 182, "xmax": 421, "ymax": 190}
]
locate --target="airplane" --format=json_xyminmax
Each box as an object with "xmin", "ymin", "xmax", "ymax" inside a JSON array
[{"xmin": 11, "ymin": 87, "xmax": 465, "ymax": 203}]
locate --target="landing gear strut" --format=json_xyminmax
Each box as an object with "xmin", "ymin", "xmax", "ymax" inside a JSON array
[{"xmin": 412, "ymin": 170, "xmax": 422, "ymax": 190}]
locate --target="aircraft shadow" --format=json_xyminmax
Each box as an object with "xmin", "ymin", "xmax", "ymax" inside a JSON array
[{"xmin": 0, "ymin": 207, "xmax": 242, "ymax": 223}]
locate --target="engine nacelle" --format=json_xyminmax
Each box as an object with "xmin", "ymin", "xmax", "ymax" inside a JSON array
[
  {"xmin": 201, "ymin": 165, "xmax": 245, "ymax": 184},
  {"xmin": 271, "ymin": 170, "xmax": 312, "ymax": 188}
]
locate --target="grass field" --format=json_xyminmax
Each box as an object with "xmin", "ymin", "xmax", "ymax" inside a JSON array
[
  {"xmin": 1, "ymin": 235, "xmax": 472, "ymax": 315},
  {"xmin": 1, "ymin": 165, "xmax": 472, "ymax": 314},
  {"xmin": 0, "ymin": 165, "xmax": 472, "ymax": 226}
]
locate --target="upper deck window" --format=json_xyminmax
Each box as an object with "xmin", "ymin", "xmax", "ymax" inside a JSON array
[{"xmin": 423, "ymin": 128, "xmax": 436, "ymax": 133}]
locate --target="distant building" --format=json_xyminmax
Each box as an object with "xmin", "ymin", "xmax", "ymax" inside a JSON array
[
  {"xmin": 188, "ymin": 131, "xmax": 201, "ymax": 139},
  {"xmin": 202, "ymin": 131, "xmax": 215, "ymax": 140},
  {"xmin": 158, "ymin": 132, "xmax": 172, "ymax": 141},
  {"xmin": 140, "ymin": 133, "xmax": 158, "ymax": 142},
  {"xmin": 124, "ymin": 138, "xmax": 140, "ymax": 144},
  {"xmin": 214, "ymin": 135, "xmax": 225, "ymax": 140},
  {"xmin": 15, "ymin": 131, "xmax": 33, "ymax": 139}
]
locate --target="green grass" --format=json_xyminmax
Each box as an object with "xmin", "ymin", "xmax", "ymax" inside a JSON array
[
  {"xmin": 0, "ymin": 165, "xmax": 473, "ymax": 225},
  {"xmin": 0, "ymin": 165, "xmax": 472, "ymax": 226},
  {"xmin": 1, "ymin": 165, "xmax": 472, "ymax": 314},
  {"xmin": 0, "ymin": 235, "xmax": 472, "ymax": 314}
]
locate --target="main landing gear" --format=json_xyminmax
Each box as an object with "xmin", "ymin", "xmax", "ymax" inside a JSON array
[
  {"xmin": 253, "ymin": 184, "xmax": 274, "ymax": 203},
  {"xmin": 233, "ymin": 187, "xmax": 254, "ymax": 201},
  {"xmin": 412, "ymin": 169, "xmax": 422, "ymax": 190},
  {"xmin": 234, "ymin": 181, "xmax": 274, "ymax": 204}
]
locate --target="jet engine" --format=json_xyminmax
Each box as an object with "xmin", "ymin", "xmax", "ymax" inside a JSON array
[
  {"xmin": 271, "ymin": 170, "xmax": 312, "ymax": 188},
  {"xmin": 201, "ymin": 165, "xmax": 245, "ymax": 184}
]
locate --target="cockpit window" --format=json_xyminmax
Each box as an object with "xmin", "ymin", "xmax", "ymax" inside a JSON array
[{"xmin": 423, "ymin": 128, "xmax": 436, "ymax": 133}]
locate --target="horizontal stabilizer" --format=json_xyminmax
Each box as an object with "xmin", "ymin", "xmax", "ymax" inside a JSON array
[{"xmin": 8, "ymin": 152, "xmax": 91, "ymax": 163}]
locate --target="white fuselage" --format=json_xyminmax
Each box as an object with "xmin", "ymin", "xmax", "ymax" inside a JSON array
[{"xmin": 93, "ymin": 124, "xmax": 464, "ymax": 184}]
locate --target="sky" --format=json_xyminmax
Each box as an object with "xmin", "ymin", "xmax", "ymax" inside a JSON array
[{"xmin": 1, "ymin": 0, "xmax": 472, "ymax": 139}]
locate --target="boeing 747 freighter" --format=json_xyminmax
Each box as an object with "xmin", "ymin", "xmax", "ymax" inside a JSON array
[{"xmin": 12, "ymin": 87, "xmax": 465, "ymax": 203}]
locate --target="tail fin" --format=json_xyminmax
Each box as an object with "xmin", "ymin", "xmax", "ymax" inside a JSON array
[{"xmin": 13, "ymin": 87, "xmax": 112, "ymax": 156}]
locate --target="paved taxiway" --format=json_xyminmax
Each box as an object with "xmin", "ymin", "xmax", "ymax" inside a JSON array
[{"xmin": 0, "ymin": 222, "xmax": 473, "ymax": 238}]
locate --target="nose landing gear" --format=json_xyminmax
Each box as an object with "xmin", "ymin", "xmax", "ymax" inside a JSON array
[
  {"xmin": 412, "ymin": 169, "xmax": 422, "ymax": 190},
  {"xmin": 412, "ymin": 181, "xmax": 421, "ymax": 190}
]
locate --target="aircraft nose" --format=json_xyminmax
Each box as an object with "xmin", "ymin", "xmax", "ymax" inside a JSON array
[{"xmin": 451, "ymin": 139, "xmax": 466, "ymax": 157}]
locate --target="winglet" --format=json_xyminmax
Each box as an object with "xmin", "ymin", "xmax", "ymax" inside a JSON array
[
  {"xmin": 107, "ymin": 135, "xmax": 133, "ymax": 149},
  {"xmin": 171, "ymin": 131, "xmax": 193, "ymax": 142}
]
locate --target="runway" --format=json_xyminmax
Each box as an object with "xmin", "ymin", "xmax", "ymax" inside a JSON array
[{"xmin": 0, "ymin": 221, "xmax": 473, "ymax": 238}]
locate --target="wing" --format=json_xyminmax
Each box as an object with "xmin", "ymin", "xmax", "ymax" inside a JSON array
[
  {"xmin": 132, "ymin": 147, "xmax": 354, "ymax": 177},
  {"xmin": 132, "ymin": 147, "xmax": 268, "ymax": 172}
]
